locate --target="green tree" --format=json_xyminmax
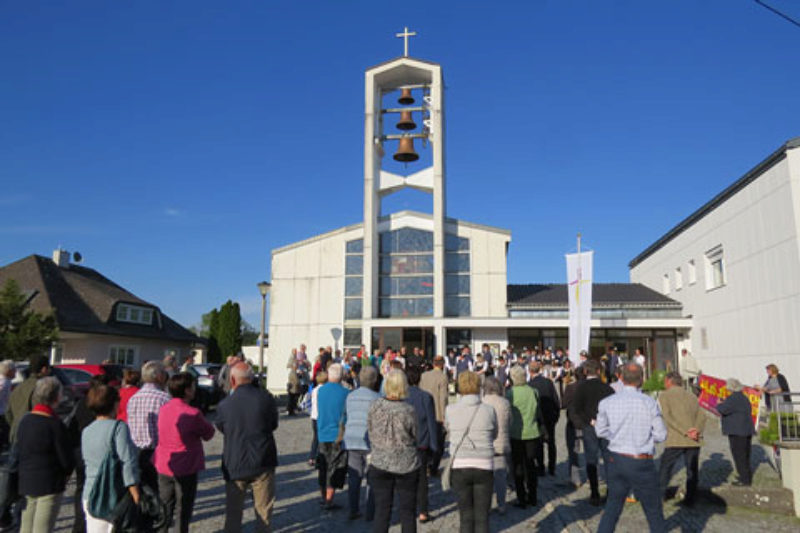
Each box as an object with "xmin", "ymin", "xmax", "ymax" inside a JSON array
[
  {"xmin": 0, "ymin": 279, "xmax": 59, "ymax": 360},
  {"xmin": 206, "ymin": 308, "xmax": 221, "ymax": 363},
  {"xmin": 216, "ymin": 300, "xmax": 243, "ymax": 359}
]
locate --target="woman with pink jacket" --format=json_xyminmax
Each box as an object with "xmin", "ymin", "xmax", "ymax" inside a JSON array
[{"xmin": 153, "ymin": 372, "xmax": 215, "ymax": 533}]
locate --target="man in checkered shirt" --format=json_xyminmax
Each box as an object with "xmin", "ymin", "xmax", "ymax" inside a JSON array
[
  {"xmin": 127, "ymin": 360, "xmax": 171, "ymax": 491},
  {"xmin": 595, "ymin": 362, "xmax": 667, "ymax": 533}
]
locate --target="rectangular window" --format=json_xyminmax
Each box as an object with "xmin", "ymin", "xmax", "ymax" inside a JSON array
[
  {"xmin": 378, "ymin": 297, "xmax": 434, "ymax": 318},
  {"xmin": 343, "ymin": 328, "xmax": 362, "ymax": 347},
  {"xmin": 109, "ymin": 345, "xmax": 137, "ymax": 366},
  {"xmin": 380, "ymin": 228, "xmax": 433, "ymax": 253},
  {"xmin": 445, "ymin": 296, "xmax": 471, "ymax": 317},
  {"xmin": 445, "ymin": 253, "xmax": 470, "ymax": 273},
  {"xmin": 345, "ymin": 299, "xmax": 363, "ymax": 320},
  {"xmin": 346, "ymin": 239, "xmax": 364, "ymax": 253},
  {"xmin": 345, "ymin": 277, "xmax": 363, "ymax": 296},
  {"xmin": 704, "ymin": 245, "xmax": 725, "ymax": 290},
  {"xmin": 445, "ymin": 234, "xmax": 470, "ymax": 251},
  {"xmin": 116, "ymin": 304, "xmax": 154, "ymax": 325},
  {"xmin": 445, "ymin": 274, "xmax": 470, "ymax": 295},
  {"xmin": 688, "ymin": 259, "xmax": 697, "ymax": 285},
  {"xmin": 674, "ymin": 267, "xmax": 682, "ymax": 291},
  {"xmin": 345, "ymin": 255, "xmax": 363, "ymax": 275},
  {"xmin": 662, "ymin": 274, "xmax": 670, "ymax": 295},
  {"xmin": 380, "ymin": 276, "xmax": 434, "ymax": 296},
  {"xmin": 380, "ymin": 255, "xmax": 434, "ymax": 275}
]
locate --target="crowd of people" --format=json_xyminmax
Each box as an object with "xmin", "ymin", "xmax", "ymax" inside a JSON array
[
  {"xmin": 0, "ymin": 341, "xmax": 789, "ymax": 533},
  {"xmin": 286, "ymin": 342, "xmax": 788, "ymax": 533},
  {"xmin": 0, "ymin": 353, "xmax": 277, "ymax": 533}
]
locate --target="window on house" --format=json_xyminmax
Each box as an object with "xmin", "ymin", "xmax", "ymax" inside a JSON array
[
  {"xmin": 109, "ymin": 345, "xmax": 137, "ymax": 366},
  {"xmin": 704, "ymin": 246, "xmax": 726, "ymax": 290},
  {"xmin": 688, "ymin": 259, "xmax": 697, "ymax": 285},
  {"xmin": 662, "ymin": 274, "xmax": 670, "ymax": 295},
  {"xmin": 116, "ymin": 304, "xmax": 155, "ymax": 325},
  {"xmin": 674, "ymin": 267, "xmax": 682, "ymax": 291}
]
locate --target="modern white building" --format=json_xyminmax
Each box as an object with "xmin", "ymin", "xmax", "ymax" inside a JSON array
[
  {"xmin": 630, "ymin": 138, "xmax": 800, "ymax": 387},
  {"xmin": 265, "ymin": 49, "xmax": 690, "ymax": 392}
]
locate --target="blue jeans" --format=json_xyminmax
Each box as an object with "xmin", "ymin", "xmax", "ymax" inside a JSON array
[
  {"xmin": 347, "ymin": 450, "xmax": 374, "ymax": 519},
  {"xmin": 598, "ymin": 452, "xmax": 665, "ymax": 533},
  {"xmin": 581, "ymin": 425, "xmax": 607, "ymax": 467}
]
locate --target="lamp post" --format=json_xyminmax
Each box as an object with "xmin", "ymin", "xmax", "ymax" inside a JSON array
[{"xmin": 257, "ymin": 281, "xmax": 271, "ymax": 386}]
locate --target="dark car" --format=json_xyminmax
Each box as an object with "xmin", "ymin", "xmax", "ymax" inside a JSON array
[
  {"xmin": 13, "ymin": 363, "xmax": 83, "ymax": 418},
  {"xmin": 188, "ymin": 364, "xmax": 223, "ymax": 412},
  {"xmin": 56, "ymin": 364, "xmax": 125, "ymax": 388}
]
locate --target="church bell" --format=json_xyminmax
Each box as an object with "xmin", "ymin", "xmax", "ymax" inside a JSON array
[
  {"xmin": 393, "ymin": 136, "xmax": 419, "ymax": 162},
  {"xmin": 396, "ymin": 110, "xmax": 416, "ymax": 131},
  {"xmin": 398, "ymin": 88, "xmax": 414, "ymax": 105}
]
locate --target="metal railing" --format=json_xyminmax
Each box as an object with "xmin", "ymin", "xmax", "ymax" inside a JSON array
[{"xmin": 771, "ymin": 392, "xmax": 800, "ymax": 442}]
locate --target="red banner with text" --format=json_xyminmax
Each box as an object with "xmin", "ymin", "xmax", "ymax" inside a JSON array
[{"xmin": 697, "ymin": 374, "xmax": 761, "ymax": 428}]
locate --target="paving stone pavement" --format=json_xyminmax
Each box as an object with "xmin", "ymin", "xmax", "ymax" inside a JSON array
[{"xmin": 46, "ymin": 403, "xmax": 800, "ymax": 532}]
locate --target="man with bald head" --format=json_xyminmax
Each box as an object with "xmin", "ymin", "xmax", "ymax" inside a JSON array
[{"xmin": 216, "ymin": 363, "xmax": 279, "ymax": 532}]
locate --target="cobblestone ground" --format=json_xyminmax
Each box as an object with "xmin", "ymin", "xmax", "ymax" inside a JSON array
[{"xmin": 48, "ymin": 404, "xmax": 800, "ymax": 532}]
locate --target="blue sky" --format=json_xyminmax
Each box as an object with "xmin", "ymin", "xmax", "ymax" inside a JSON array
[{"xmin": 2, "ymin": 1, "xmax": 799, "ymax": 329}]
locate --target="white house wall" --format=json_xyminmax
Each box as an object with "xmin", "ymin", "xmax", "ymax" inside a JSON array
[{"xmin": 630, "ymin": 148, "xmax": 800, "ymax": 386}]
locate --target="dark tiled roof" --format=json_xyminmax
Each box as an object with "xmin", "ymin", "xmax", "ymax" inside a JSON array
[
  {"xmin": 507, "ymin": 283, "xmax": 681, "ymax": 308},
  {"xmin": 0, "ymin": 255, "xmax": 200, "ymax": 343},
  {"xmin": 630, "ymin": 137, "xmax": 800, "ymax": 268}
]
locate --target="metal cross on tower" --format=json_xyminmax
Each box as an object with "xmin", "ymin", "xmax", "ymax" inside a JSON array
[{"xmin": 395, "ymin": 26, "xmax": 417, "ymax": 57}]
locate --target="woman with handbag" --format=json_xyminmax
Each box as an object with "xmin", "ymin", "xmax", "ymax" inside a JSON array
[
  {"xmin": 82, "ymin": 384, "xmax": 140, "ymax": 533},
  {"xmin": 366, "ymin": 369, "xmax": 419, "ymax": 533},
  {"xmin": 445, "ymin": 371, "xmax": 497, "ymax": 533},
  {"xmin": 153, "ymin": 372, "xmax": 215, "ymax": 533},
  {"xmin": 16, "ymin": 377, "xmax": 74, "ymax": 533}
]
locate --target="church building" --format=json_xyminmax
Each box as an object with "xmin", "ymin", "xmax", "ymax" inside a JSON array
[{"xmin": 265, "ymin": 41, "xmax": 689, "ymax": 392}]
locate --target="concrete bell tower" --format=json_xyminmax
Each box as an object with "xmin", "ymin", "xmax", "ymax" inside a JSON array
[{"xmin": 362, "ymin": 30, "xmax": 447, "ymax": 324}]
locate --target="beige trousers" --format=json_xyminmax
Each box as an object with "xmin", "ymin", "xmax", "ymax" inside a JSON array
[{"xmin": 224, "ymin": 469, "xmax": 276, "ymax": 533}]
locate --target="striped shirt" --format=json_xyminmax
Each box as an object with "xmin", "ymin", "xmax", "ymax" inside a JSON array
[
  {"xmin": 595, "ymin": 385, "xmax": 666, "ymax": 456},
  {"xmin": 126, "ymin": 383, "xmax": 171, "ymax": 450}
]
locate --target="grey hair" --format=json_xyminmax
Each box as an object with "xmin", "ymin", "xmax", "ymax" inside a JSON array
[
  {"xmin": 32, "ymin": 376, "xmax": 62, "ymax": 406},
  {"xmin": 0, "ymin": 360, "xmax": 15, "ymax": 376},
  {"xmin": 359, "ymin": 366, "xmax": 379, "ymax": 391},
  {"xmin": 483, "ymin": 376, "xmax": 504, "ymax": 396},
  {"xmin": 231, "ymin": 363, "xmax": 254, "ymax": 384},
  {"xmin": 142, "ymin": 361, "xmax": 166, "ymax": 384},
  {"xmin": 510, "ymin": 365, "xmax": 527, "ymax": 386},
  {"xmin": 621, "ymin": 363, "xmax": 644, "ymax": 387},
  {"xmin": 726, "ymin": 378, "xmax": 744, "ymax": 392},
  {"xmin": 327, "ymin": 363, "xmax": 343, "ymax": 383}
]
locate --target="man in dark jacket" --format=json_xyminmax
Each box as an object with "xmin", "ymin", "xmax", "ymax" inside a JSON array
[
  {"xmin": 717, "ymin": 378, "xmax": 756, "ymax": 486},
  {"xmin": 216, "ymin": 363, "xmax": 279, "ymax": 532},
  {"xmin": 405, "ymin": 366, "xmax": 438, "ymax": 522},
  {"xmin": 6, "ymin": 355, "xmax": 50, "ymax": 443},
  {"xmin": 569, "ymin": 359, "xmax": 614, "ymax": 506},
  {"xmin": 529, "ymin": 361, "xmax": 560, "ymax": 475}
]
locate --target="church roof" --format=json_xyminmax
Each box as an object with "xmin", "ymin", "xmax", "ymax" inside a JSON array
[
  {"xmin": 507, "ymin": 283, "xmax": 681, "ymax": 308},
  {"xmin": 0, "ymin": 254, "xmax": 200, "ymax": 342},
  {"xmin": 630, "ymin": 136, "xmax": 800, "ymax": 268}
]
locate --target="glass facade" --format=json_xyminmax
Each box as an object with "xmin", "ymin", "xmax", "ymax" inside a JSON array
[
  {"xmin": 344, "ymin": 239, "xmax": 363, "ymax": 319},
  {"xmin": 376, "ymin": 228, "xmax": 471, "ymax": 318},
  {"xmin": 445, "ymin": 234, "xmax": 470, "ymax": 316},
  {"xmin": 379, "ymin": 228, "xmax": 435, "ymax": 318}
]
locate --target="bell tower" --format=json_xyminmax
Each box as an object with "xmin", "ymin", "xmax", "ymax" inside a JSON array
[{"xmin": 362, "ymin": 30, "xmax": 447, "ymax": 322}]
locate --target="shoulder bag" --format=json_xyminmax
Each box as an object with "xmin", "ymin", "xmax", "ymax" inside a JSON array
[
  {"xmin": 88, "ymin": 420, "xmax": 126, "ymax": 520},
  {"xmin": 441, "ymin": 406, "xmax": 480, "ymax": 491}
]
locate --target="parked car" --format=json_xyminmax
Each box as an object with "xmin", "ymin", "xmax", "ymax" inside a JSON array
[
  {"xmin": 12, "ymin": 362, "xmax": 83, "ymax": 418},
  {"xmin": 188, "ymin": 363, "xmax": 222, "ymax": 412},
  {"xmin": 56, "ymin": 364, "xmax": 126, "ymax": 388}
]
